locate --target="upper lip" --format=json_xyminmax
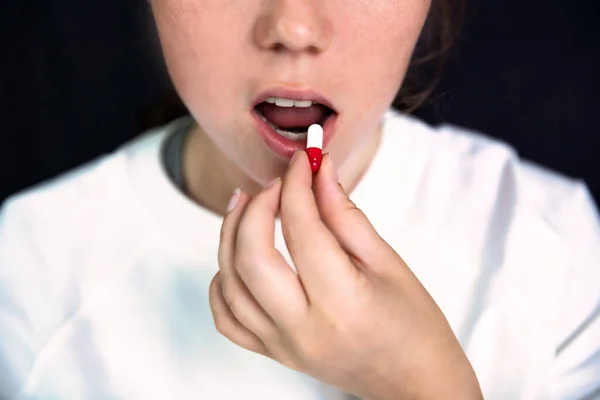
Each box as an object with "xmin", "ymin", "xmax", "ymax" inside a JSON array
[{"xmin": 252, "ymin": 87, "xmax": 338, "ymax": 113}]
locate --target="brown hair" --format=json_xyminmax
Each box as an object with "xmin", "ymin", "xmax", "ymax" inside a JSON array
[
  {"xmin": 393, "ymin": 0, "xmax": 468, "ymax": 112},
  {"xmin": 136, "ymin": 0, "xmax": 467, "ymax": 132}
]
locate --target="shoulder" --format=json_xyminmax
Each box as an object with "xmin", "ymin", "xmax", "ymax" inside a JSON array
[
  {"xmin": 381, "ymin": 109, "xmax": 598, "ymax": 234},
  {"xmin": 0, "ymin": 117, "xmax": 183, "ymax": 304},
  {"xmin": 0, "ymin": 117, "xmax": 186, "ymax": 245},
  {"xmin": 0, "ymin": 118, "xmax": 170, "ymax": 282},
  {"xmin": 2, "ymin": 144, "xmax": 133, "ymax": 261}
]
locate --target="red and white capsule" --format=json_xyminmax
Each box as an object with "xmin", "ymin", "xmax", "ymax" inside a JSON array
[{"xmin": 306, "ymin": 124, "xmax": 323, "ymax": 173}]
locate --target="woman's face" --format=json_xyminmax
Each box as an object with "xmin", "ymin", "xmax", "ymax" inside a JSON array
[{"xmin": 152, "ymin": 0, "xmax": 430, "ymax": 184}]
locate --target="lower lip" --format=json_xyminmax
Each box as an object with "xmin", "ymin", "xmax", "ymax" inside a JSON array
[{"xmin": 251, "ymin": 109, "xmax": 338, "ymax": 159}]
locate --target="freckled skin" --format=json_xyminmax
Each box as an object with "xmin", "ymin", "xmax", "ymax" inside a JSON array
[{"xmin": 150, "ymin": 0, "xmax": 430, "ymax": 211}]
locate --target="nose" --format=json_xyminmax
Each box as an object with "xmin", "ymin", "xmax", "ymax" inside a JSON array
[{"xmin": 254, "ymin": 0, "xmax": 333, "ymax": 53}]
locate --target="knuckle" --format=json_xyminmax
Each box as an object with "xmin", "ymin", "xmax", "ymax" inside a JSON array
[
  {"xmin": 220, "ymin": 212, "xmax": 241, "ymax": 244},
  {"xmin": 270, "ymin": 345, "xmax": 301, "ymax": 371},
  {"xmin": 233, "ymin": 247, "xmax": 265, "ymax": 279},
  {"xmin": 220, "ymin": 278, "xmax": 237, "ymax": 306},
  {"xmin": 346, "ymin": 204, "xmax": 366, "ymax": 223},
  {"xmin": 233, "ymin": 251, "xmax": 251, "ymax": 274},
  {"xmin": 219, "ymin": 222, "xmax": 228, "ymax": 244},
  {"xmin": 296, "ymin": 341, "xmax": 325, "ymax": 366},
  {"xmin": 210, "ymin": 300, "xmax": 232, "ymax": 337},
  {"xmin": 291, "ymin": 332, "xmax": 326, "ymax": 366},
  {"xmin": 245, "ymin": 340, "xmax": 268, "ymax": 357},
  {"xmin": 223, "ymin": 286, "xmax": 245, "ymax": 319},
  {"xmin": 282, "ymin": 220, "xmax": 309, "ymax": 249},
  {"xmin": 233, "ymin": 253, "xmax": 252, "ymax": 279},
  {"xmin": 208, "ymin": 275, "xmax": 223, "ymax": 309},
  {"xmin": 344, "ymin": 197, "xmax": 359, "ymax": 211},
  {"xmin": 214, "ymin": 315, "xmax": 240, "ymax": 339},
  {"xmin": 217, "ymin": 250, "xmax": 228, "ymax": 270},
  {"xmin": 213, "ymin": 313, "xmax": 230, "ymax": 336},
  {"xmin": 323, "ymin": 304, "xmax": 358, "ymax": 336}
]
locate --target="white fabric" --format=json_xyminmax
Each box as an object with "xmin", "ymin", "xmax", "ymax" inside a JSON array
[{"xmin": 1, "ymin": 111, "xmax": 599, "ymax": 400}]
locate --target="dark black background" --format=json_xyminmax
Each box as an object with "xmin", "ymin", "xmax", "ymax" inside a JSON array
[{"xmin": 1, "ymin": 0, "xmax": 598, "ymax": 205}]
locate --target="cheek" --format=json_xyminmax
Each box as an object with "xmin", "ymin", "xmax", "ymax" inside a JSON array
[
  {"xmin": 326, "ymin": 0, "xmax": 430, "ymax": 158},
  {"xmin": 153, "ymin": 3, "xmax": 278, "ymax": 182},
  {"xmin": 153, "ymin": 2, "xmax": 253, "ymax": 125},
  {"xmin": 344, "ymin": 0, "xmax": 430, "ymax": 94}
]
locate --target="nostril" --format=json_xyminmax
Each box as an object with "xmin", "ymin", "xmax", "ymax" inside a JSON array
[
  {"xmin": 271, "ymin": 43, "xmax": 285, "ymax": 52},
  {"xmin": 307, "ymin": 45, "xmax": 320, "ymax": 54}
]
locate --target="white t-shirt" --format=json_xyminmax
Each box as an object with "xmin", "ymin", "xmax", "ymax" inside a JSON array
[{"xmin": 1, "ymin": 111, "xmax": 599, "ymax": 400}]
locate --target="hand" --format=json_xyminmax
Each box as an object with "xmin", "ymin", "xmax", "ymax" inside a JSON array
[{"xmin": 209, "ymin": 151, "xmax": 483, "ymax": 400}]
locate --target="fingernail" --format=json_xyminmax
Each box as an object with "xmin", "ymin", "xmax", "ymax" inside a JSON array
[
  {"xmin": 289, "ymin": 150, "xmax": 303, "ymax": 166},
  {"xmin": 265, "ymin": 177, "xmax": 281, "ymax": 189},
  {"xmin": 226, "ymin": 188, "xmax": 241, "ymax": 213}
]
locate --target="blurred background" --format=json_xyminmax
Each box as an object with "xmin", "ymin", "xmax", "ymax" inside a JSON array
[{"xmin": 1, "ymin": 0, "xmax": 599, "ymax": 205}]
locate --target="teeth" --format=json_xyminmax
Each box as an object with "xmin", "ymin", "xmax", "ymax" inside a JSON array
[
  {"xmin": 267, "ymin": 97, "xmax": 314, "ymax": 108},
  {"xmin": 257, "ymin": 111, "xmax": 308, "ymax": 141},
  {"xmin": 293, "ymin": 100, "xmax": 313, "ymax": 108},
  {"xmin": 274, "ymin": 98, "xmax": 295, "ymax": 107},
  {"xmin": 275, "ymin": 129, "xmax": 308, "ymax": 141},
  {"xmin": 274, "ymin": 128, "xmax": 308, "ymax": 140}
]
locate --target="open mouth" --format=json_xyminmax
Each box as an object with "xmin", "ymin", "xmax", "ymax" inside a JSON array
[{"xmin": 253, "ymin": 97, "xmax": 336, "ymax": 141}]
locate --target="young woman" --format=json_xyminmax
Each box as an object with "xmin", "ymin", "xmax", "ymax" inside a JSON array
[{"xmin": 1, "ymin": 1, "xmax": 599, "ymax": 399}]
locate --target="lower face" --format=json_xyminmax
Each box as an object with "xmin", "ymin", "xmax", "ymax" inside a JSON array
[{"xmin": 151, "ymin": 0, "xmax": 431, "ymax": 185}]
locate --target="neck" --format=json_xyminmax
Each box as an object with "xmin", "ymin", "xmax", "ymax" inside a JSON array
[{"xmin": 181, "ymin": 122, "xmax": 383, "ymax": 216}]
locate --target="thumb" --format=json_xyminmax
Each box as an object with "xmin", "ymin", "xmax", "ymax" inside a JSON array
[{"xmin": 313, "ymin": 154, "xmax": 389, "ymax": 268}]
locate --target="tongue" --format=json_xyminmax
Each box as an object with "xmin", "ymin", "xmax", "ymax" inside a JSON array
[{"xmin": 258, "ymin": 103, "xmax": 329, "ymax": 129}]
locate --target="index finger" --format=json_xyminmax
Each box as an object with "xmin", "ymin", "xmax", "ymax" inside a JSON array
[
  {"xmin": 234, "ymin": 180, "xmax": 308, "ymax": 327},
  {"xmin": 280, "ymin": 151, "xmax": 358, "ymax": 301}
]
